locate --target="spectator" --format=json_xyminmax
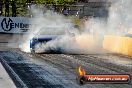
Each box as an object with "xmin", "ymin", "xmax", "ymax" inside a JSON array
[{"xmin": 62, "ymin": 7, "xmax": 69, "ymax": 16}]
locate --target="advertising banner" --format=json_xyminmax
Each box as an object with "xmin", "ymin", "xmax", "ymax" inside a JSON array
[{"xmin": 0, "ymin": 17, "xmax": 34, "ymax": 33}]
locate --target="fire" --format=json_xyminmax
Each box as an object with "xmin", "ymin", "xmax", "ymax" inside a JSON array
[{"xmin": 78, "ymin": 66, "xmax": 86, "ymax": 76}]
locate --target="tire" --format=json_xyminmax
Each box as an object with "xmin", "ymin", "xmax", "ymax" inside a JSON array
[{"xmin": 31, "ymin": 45, "xmax": 35, "ymax": 53}]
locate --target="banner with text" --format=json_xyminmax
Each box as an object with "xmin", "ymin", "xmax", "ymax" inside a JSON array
[{"xmin": 0, "ymin": 17, "xmax": 35, "ymax": 33}]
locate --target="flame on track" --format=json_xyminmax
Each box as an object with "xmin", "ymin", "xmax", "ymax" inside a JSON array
[{"xmin": 78, "ymin": 66, "xmax": 86, "ymax": 76}]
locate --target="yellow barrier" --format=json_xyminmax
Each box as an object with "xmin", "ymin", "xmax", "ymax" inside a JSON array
[{"xmin": 103, "ymin": 35, "xmax": 132, "ymax": 56}]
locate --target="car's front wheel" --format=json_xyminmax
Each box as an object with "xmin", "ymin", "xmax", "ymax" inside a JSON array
[{"xmin": 30, "ymin": 45, "xmax": 35, "ymax": 53}]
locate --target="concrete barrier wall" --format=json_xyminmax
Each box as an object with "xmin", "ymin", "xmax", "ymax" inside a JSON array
[
  {"xmin": 103, "ymin": 35, "xmax": 132, "ymax": 56},
  {"xmin": 0, "ymin": 33, "xmax": 23, "ymax": 48}
]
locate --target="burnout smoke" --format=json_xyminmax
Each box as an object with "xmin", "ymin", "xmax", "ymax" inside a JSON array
[
  {"xmin": 20, "ymin": 0, "xmax": 132, "ymax": 54},
  {"xmin": 107, "ymin": 0, "xmax": 132, "ymax": 35},
  {"xmin": 20, "ymin": 5, "xmax": 77, "ymax": 53},
  {"xmin": 75, "ymin": 0, "xmax": 132, "ymax": 54}
]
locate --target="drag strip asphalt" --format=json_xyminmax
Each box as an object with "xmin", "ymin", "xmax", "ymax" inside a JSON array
[{"xmin": 0, "ymin": 49, "xmax": 132, "ymax": 88}]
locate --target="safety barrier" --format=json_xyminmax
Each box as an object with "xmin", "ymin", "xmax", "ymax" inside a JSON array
[{"xmin": 103, "ymin": 35, "xmax": 132, "ymax": 56}]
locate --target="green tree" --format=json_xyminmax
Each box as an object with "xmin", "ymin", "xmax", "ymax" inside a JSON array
[{"xmin": 1, "ymin": 0, "xmax": 78, "ymax": 16}]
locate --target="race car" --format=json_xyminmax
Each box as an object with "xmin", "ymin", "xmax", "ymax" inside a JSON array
[{"xmin": 30, "ymin": 27, "xmax": 76, "ymax": 53}]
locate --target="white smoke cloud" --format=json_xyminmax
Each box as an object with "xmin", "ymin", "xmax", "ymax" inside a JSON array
[
  {"xmin": 20, "ymin": 5, "xmax": 78, "ymax": 53},
  {"xmin": 20, "ymin": 0, "xmax": 132, "ymax": 54},
  {"xmin": 107, "ymin": 0, "xmax": 132, "ymax": 35}
]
